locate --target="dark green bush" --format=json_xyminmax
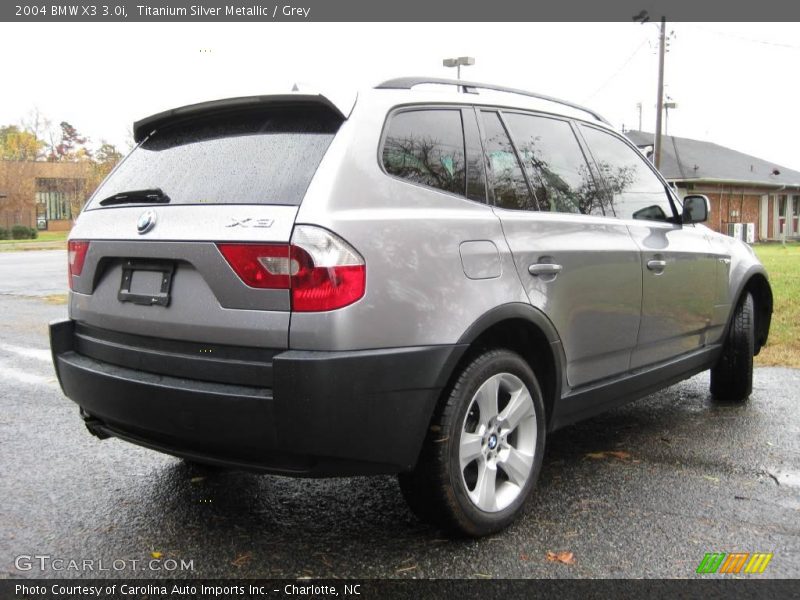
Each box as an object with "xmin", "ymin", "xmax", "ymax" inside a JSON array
[
  {"xmin": 0, "ymin": 228, "xmax": 8, "ymax": 240},
  {"xmin": 10, "ymin": 225, "xmax": 37, "ymax": 240}
]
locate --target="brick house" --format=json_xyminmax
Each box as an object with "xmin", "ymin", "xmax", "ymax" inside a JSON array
[
  {"xmin": 625, "ymin": 130, "xmax": 800, "ymax": 242},
  {"xmin": 0, "ymin": 161, "xmax": 92, "ymax": 232}
]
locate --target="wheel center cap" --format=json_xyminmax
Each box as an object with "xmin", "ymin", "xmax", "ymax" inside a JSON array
[{"xmin": 488, "ymin": 434, "xmax": 498, "ymax": 450}]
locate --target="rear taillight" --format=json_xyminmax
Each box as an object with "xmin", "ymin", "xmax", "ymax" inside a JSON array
[
  {"xmin": 217, "ymin": 244, "xmax": 291, "ymax": 289},
  {"xmin": 289, "ymin": 225, "xmax": 366, "ymax": 312},
  {"xmin": 217, "ymin": 226, "xmax": 365, "ymax": 312},
  {"xmin": 68, "ymin": 240, "xmax": 90, "ymax": 290}
]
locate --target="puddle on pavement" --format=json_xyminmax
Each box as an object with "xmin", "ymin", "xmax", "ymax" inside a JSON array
[{"xmin": 767, "ymin": 469, "xmax": 800, "ymax": 489}]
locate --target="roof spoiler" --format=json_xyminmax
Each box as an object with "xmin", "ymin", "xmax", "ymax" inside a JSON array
[{"xmin": 133, "ymin": 91, "xmax": 356, "ymax": 143}]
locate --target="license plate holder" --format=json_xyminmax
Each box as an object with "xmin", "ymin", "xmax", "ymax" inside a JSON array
[{"xmin": 118, "ymin": 260, "xmax": 175, "ymax": 307}]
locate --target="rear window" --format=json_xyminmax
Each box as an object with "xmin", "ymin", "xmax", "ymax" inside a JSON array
[{"xmin": 88, "ymin": 106, "xmax": 341, "ymax": 208}]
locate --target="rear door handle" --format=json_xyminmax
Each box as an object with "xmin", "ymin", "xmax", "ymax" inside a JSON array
[
  {"xmin": 528, "ymin": 263, "xmax": 563, "ymax": 276},
  {"xmin": 647, "ymin": 259, "xmax": 667, "ymax": 271}
]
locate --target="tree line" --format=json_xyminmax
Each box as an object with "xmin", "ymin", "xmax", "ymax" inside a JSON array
[
  {"xmin": 0, "ymin": 111, "xmax": 128, "ymax": 227},
  {"xmin": 0, "ymin": 110, "xmax": 125, "ymax": 177}
]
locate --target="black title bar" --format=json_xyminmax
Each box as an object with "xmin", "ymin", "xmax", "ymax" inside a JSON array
[{"xmin": 3, "ymin": 0, "xmax": 800, "ymax": 22}]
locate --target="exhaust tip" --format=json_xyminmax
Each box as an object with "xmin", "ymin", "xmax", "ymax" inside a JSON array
[{"xmin": 80, "ymin": 409, "xmax": 111, "ymax": 440}]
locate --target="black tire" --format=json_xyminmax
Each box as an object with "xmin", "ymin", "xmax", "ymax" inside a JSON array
[
  {"xmin": 710, "ymin": 292, "xmax": 754, "ymax": 403},
  {"xmin": 399, "ymin": 348, "xmax": 546, "ymax": 537}
]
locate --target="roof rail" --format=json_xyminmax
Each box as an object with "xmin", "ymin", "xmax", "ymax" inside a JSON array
[{"xmin": 375, "ymin": 77, "xmax": 610, "ymax": 125}]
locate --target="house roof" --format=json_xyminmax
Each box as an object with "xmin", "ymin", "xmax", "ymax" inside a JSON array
[{"xmin": 624, "ymin": 130, "xmax": 800, "ymax": 188}]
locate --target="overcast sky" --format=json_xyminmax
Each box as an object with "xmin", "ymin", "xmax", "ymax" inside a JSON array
[{"xmin": 1, "ymin": 22, "xmax": 798, "ymax": 170}]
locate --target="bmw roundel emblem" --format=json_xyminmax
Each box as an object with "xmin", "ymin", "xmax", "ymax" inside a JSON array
[{"xmin": 137, "ymin": 209, "xmax": 157, "ymax": 234}]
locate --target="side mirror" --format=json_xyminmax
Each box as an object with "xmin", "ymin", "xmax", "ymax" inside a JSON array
[{"xmin": 682, "ymin": 194, "xmax": 710, "ymax": 224}]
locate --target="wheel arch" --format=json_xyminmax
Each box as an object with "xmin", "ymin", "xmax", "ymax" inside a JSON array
[
  {"xmin": 452, "ymin": 303, "xmax": 565, "ymax": 431},
  {"xmin": 731, "ymin": 269, "xmax": 773, "ymax": 355}
]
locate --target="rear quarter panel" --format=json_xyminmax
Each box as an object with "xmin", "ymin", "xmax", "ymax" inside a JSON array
[{"xmin": 290, "ymin": 94, "xmax": 528, "ymax": 351}]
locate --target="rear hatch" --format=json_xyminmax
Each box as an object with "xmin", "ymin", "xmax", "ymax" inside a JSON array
[{"xmin": 68, "ymin": 99, "xmax": 344, "ymax": 361}]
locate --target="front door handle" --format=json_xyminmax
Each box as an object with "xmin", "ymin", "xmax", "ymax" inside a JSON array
[
  {"xmin": 647, "ymin": 259, "xmax": 667, "ymax": 271},
  {"xmin": 528, "ymin": 263, "xmax": 563, "ymax": 276}
]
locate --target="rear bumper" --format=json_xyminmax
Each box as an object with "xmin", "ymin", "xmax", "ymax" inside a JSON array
[{"xmin": 50, "ymin": 319, "xmax": 464, "ymax": 476}]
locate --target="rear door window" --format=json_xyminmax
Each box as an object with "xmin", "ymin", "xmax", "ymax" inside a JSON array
[
  {"xmin": 88, "ymin": 106, "xmax": 341, "ymax": 209},
  {"xmin": 382, "ymin": 109, "xmax": 466, "ymax": 196},
  {"xmin": 502, "ymin": 113, "xmax": 601, "ymax": 215},
  {"xmin": 579, "ymin": 125, "xmax": 676, "ymax": 221},
  {"xmin": 480, "ymin": 111, "xmax": 535, "ymax": 211}
]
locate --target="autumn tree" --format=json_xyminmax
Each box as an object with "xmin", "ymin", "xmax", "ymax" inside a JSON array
[
  {"xmin": 2, "ymin": 113, "xmax": 125, "ymax": 222},
  {"xmin": 47, "ymin": 121, "xmax": 92, "ymax": 162},
  {"xmin": 77, "ymin": 141, "xmax": 123, "ymax": 215},
  {"xmin": 0, "ymin": 125, "xmax": 45, "ymax": 161}
]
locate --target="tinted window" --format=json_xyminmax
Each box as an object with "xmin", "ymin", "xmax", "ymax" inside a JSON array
[
  {"xmin": 481, "ymin": 111, "xmax": 535, "ymax": 210},
  {"xmin": 579, "ymin": 125, "xmax": 674, "ymax": 221},
  {"xmin": 503, "ymin": 113, "xmax": 600, "ymax": 215},
  {"xmin": 89, "ymin": 107, "xmax": 340, "ymax": 208},
  {"xmin": 382, "ymin": 110, "xmax": 465, "ymax": 195}
]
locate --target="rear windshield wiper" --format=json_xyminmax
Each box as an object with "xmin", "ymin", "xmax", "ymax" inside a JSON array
[{"xmin": 98, "ymin": 188, "xmax": 171, "ymax": 206}]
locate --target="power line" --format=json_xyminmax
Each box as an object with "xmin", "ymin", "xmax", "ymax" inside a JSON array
[
  {"xmin": 583, "ymin": 38, "xmax": 649, "ymax": 103},
  {"xmin": 687, "ymin": 24, "xmax": 800, "ymax": 50}
]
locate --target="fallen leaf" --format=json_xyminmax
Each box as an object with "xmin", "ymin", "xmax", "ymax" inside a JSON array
[
  {"xmin": 231, "ymin": 552, "xmax": 253, "ymax": 568},
  {"xmin": 546, "ymin": 551, "xmax": 576, "ymax": 565},
  {"xmin": 702, "ymin": 475, "xmax": 720, "ymax": 483},
  {"xmin": 584, "ymin": 450, "xmax": 631, "ymax": 461},
  {"xmin": 395, "ymin": 564, "xmax": 417, "ymax": 574},
  {"xmin": 607, "ymin": 451, "xmax": 631, "ymax": 460},
  {"xmin": 150, "ymin": 551, "xmax": 162, "ymax": 559}
]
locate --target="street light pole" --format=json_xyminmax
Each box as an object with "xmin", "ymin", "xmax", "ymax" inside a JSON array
[
  {"xmin": 654, "ymin": 16, "xmax": 666, "ymax": 169},
  {"xmin": 443, "ymin": 56, "xmax": 475, "ymax": 80}
]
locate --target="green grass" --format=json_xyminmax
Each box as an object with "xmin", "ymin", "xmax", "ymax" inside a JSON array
[
  {"xmin": 0, "ymin": 230, "xmax": 68, "ymax": 244},
  {"xmin": 754, "ymin": 243, "xmax": 800, "ymax": 368}
]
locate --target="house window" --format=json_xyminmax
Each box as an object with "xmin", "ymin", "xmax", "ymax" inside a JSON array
[{"xmin": 35, "ymin": 178, "xmax": 84, "ymax": 222}]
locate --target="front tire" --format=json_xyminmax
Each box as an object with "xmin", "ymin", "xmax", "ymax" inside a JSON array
[
  {"xmin": 710, "ymin": 292, "xmax": 754, "ymax": 403},
  {"xmin": 399, "ymin": 349, "xmax": 546, "ymax": 537}
]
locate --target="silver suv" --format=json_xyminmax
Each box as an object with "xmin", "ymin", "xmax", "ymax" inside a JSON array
[{"xmin": 50, "ymin": 78, "xmax": 773, "ymax": 536}]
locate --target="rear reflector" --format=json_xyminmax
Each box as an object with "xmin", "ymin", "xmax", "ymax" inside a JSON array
[
  {"xmin": 68, "ymin": 240, "xmax": 90, "ymax": 289},
  {"xmin": 217, "ymin": 226, "xmax": 365, "ymax": 312}
]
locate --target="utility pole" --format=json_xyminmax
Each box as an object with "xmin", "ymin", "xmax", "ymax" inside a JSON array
[
  {"xmin": 636, "ymin": 102, "xmax": 642, "ymax": 131},
  {"xmin": 653, "ymin": 16, "xmax": 666, "ymax": 169}
]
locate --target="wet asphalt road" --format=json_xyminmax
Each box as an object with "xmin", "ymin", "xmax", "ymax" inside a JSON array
[
  {"xmin": 1, "ymin": 289, "xmax": 798, "ymax": 580},
  {"xmin": 0, "ymin": 296, "xmax": 800, "ymax": 577},
  {"xmin": 0, "ymin": 250, "xmax": 68, "ymax": 297}
]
